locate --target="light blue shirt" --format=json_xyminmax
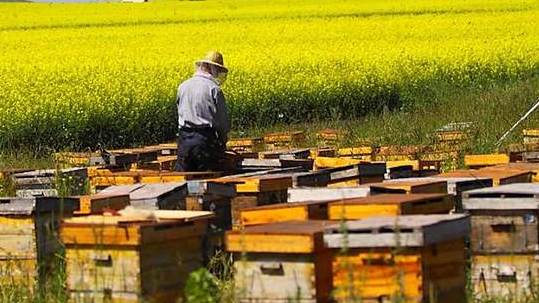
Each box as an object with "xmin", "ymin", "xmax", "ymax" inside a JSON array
[{"xmin": 177, "ymin": 71, "xmax": 230, "ymax": 144}]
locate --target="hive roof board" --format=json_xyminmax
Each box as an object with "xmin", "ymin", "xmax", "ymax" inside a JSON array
[
  {"xmin": 324, "ymin": 214, "xmax": 470, "ymax": 248},
  {"xmin": 287, "ymin": 186, "xmax": 370, "ymax": 203},
  {"xmin": 0, "ymin": 197, "xmax": 79, "ymax": 215},
  {"xmin": 462, "ymin": 183, "xmax": 539, "ymax": 210},
  {"xmin": 99, "ymin": 183, "xmax": 187, "ymax": 209},
  {"xmin": 383, "ymin": 177, "xmax": 493, "ymax": 195}
]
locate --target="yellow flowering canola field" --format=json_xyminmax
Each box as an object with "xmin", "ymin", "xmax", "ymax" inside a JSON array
[{"xmin": 0, "ymin": 0, "xmax": 538, "ymax": 149}]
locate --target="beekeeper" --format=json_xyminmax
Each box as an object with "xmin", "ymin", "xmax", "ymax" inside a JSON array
[{"xmin": 174, "ymin": 51, "xmax": 230, "ymax": 171}]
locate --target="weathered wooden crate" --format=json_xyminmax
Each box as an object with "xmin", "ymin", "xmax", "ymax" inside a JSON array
[
  {"xmin": 259, "ymin": 148, "xmax": 311, "ymax": 160},
  {"xmin": 0, "ymin": 197, "xmax": 79, "ymax": 288},
  {"xmin": 309, "ymin": 147, "xmax": 336, "ymax": 159},
  {"xmin": 327, "ymin": 162, "xmax": 386, "ymax": 185},
  {"xmin": 99, "ymin": 182, "xmax": 187, "ymax": 210},
  {"xmin": 324, "ymin": 214, "xmax": 470, "ymax": 303},
  {"xmin": 384, "ymin": 177, "xmax": 493, "ymax": 212},
  {"xmin": 316, "ymin": 128, "xmax": 349, "ymax": 144},
  {"xmin": 287, "ymin": 186, "xmax": 370, "ymax": 203},
  {"xmin": 327, "ymin": 193, "xmax": 454, "ymax": 220},
  {"xmin": 239, "ymin": 201, "xmax": 329, "ymax": 227},
  {"xmin": 61, "ymin": 210, "xmax": 212, "ymax": 303},
  {"xmin": 464, "ymin": 154, "xmax": 510, "ymax": 169},
  {"xmin": 437, "ymin": 169, "xmax": 532, "ymax": 186},
  {"xmin": 263, "ymin": 131, "xmax": 306, "ymax": 149},
  {"xmin": 369, "ymin": 180, "xmax": 448, "ymax": 195},
  {"xmin": 13, "ymin": 168, "xmax": 88, "ymax": 197},
  {"xmin": 471, "ymin": 254, "xmax": 539, "ymax": 299},
  {"xmin": 226, "ymin": 137, "xmax": 265, "ymax": 153},
  {"xmin": 227, "ymin": 220, "xmax": 334, "ymax": 303},
  {"xmin": 73, "ymin": 194, "xmax": 130, "ymax": 215},
  {"xmin": 463, "ymin": 183, "xmax": 539, "ymax": 254}
]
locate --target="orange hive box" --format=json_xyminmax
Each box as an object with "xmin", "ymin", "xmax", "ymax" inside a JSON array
[
  {"xmin": 437, "ymin": 169, "xmax": 532, "ymax": 186},
  {"xmin": 327, "ymin": 193, "xmax": 455, "ymax": 220}
]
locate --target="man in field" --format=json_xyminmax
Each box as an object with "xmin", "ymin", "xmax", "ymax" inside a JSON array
[{"xmin": 174, "ymin": 51, "xmax": 230, "ymax": 172}]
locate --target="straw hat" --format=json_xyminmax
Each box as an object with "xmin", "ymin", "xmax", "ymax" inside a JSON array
[{"xmin": 195, "ymin": 51, "xmax": 228, "ymax": 72}]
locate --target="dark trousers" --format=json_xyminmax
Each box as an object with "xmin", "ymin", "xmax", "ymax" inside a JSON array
[{"xmin": 174, "ymin": 129, "xmax": 223, "ymax": 172}]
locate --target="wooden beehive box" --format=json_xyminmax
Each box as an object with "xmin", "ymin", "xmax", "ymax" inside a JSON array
[
  {"xmin": 73, "ymin": 193, "xmax": 130, "ymax": 215},
  {"xmin": 54, "ymin": 152, "xmax": 106, "ymax": 168},
  {"xmin": 309, "ymin": 147, "xmax": 336, "ymax": 159},
  {"xmin": 214, "ymin": 174, "xmax": 291, "ymax": 228},
  {"xmin": 462, "ymin": 183, "xmax": 539, "ymax": 254},
  {"xmin": 523, "ymin": 129, "xmax": 539, "ymax": 144},
  {"xmin": 239, "ymin": 200, "xmax": 329, "ymax": 227},
  {"xmin": 139, "ymin": 171, "xmax": 220, "ymax": 184},
  {"xmin": 464, "ymin": 154, "xmax": 510, "ymax": 169},
  {"xmin": 0, "ymin": 197, "xmax": 79, "ymax": 288},
  {"xmin": 263, "ymin": 131, "xmax": 306, "ymax": 149},
  {"xmin": 384, "ymin": 177, "xmax": 493, "ymax": 212},
  {"xmin": 471, "ymin": 254, "xmax": 539, "ymax": 299},
  {"xmin": 336, "ymin": 147, "xmax": 374, "ymax": 160},
  {"xmin": 316, "ymin": 129, "xmax": 349, "ymax": 146},
  {"xmin": 369, "ymin": 180, "xmax": 448, "ymax": 195},
  {"xmin": 324, "ymin": 214, "xmax": 470, "ymax": 303},
  {"xmin": 327, "ymin": 193, "xmax": 454, "ymax": 220},
  {"xmin": 376, "ymin": 145, "xmax": 425, "ymax": 161},
  {"xmin": 226, "ymin": 137, "xmax": 264, "ymax": 153},
  {"xmin": 259, "ymin": 148, "xmax": 311, "ymax": 160},
  {"xmin": 138, "ymin": 155, "xmax": 177, "ymax": 171},
  {"xmin": 13, "ymin": 168, "xmax": 88, "ymax": 197},
  {"xmin": 61, "ymin": 210, "xmax": 212, "ymax": 302},
  {"xmin": 437, "ymin": 169, "xmax": 532, "ymax": 186},
  {"xmin": 99, "ymin": 182, "xmax": 188, "ymax": 210},
  {"xmin": 226, "ymin": 220, "xmax": 334, "ymax": 302},
  {"xmin": 324, "ymin": 162, "xmax": 386, "ymax": 187},
  {"xmin": 287, "ymin": 186, "xmax": 370, "ymax": 203}
]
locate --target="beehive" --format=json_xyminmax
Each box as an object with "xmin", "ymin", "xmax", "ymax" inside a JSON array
[
  {"xmin": 227, "ymin": 220, "xmax": 334, "ymax": 302},
  {"xmin": 263, "ymin": 131, "xmax": 306, "ymax": 149},
  {"xmin": 336, "ymin": 147, "xmax": 373, "ymax": 160},
  {"xmin": 99, "ymin": 183, "xmax": 188, "ymax": 209},
  {"xmin": 214, "ymin": 174, "xmax": 291, "ymax": 228},
  {"xmin": 226, "ymin": 137, "xmax": 264, "ymax": 153},
  {"xmin": 259, "ymin": 148, "xmax": 311, "ymax": 160},
  {"xmin": 316, "ymin": 129, "xmax": 349, "ymax": 146},
  {"xmin": 323, "ymin": 162, "xmax": 386, "ymax": 187},
  {"xmin": 239, "ymin": 200, "xmax": 329, "ymax": 226},
  {"xmin": 464, "ymin": 154, "xmax": 510, "ymax": 169},
  {"xmin": 369, "ymin": 180, "xmax": 448, "ymax": 195},
  {"xmin": 54, "ymin": 152, "xmax": 106, "ymax": 168},
  {"xmin": 523, "ymin": 129, "xmax": 539, "ymax": 144},
  {"xmin": 327, "ymin": 194, "xmax": 454, "ymax": 220},
  {"xmin": 324, "ymin": 214, "xmax": 470, "ymax": 303},
  {"xmin": 138, "ymin": 155, "xmax": 177, "ymax": 171},
  {"xmin": 376, "ymin": 145, "xmax": 425, "ymax": 161},
  {"xmin": 0, "ymin": 197, "xmax": 78, "ymax": 288},
  {"xmin": 73, "ymin": 193, "xmax": 130, "ymax": 215},
  {"xmin": 487, "ymin": 162, "xmax": 539, "ymax": 183},
  {"xmin": 61, "ymin": 210, "xmax": 212, "ymax": 302},
  {"xmin": 463, "ymin": 184, "xmax": 539, "ymax": 254},
  {"xmin": 384, "ymin": 177, "xmax": 493, "ymax": 212},
  {"xmin": 12, "ymin": 168, "xmax": 88, "ymax": 197},
  {"xmin": 437, "ymin": 169, "xmax": 532, "ymax": 186}
]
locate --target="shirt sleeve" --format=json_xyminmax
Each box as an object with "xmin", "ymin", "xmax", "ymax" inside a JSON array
[{"xmin": 212, "ymin": 87, "xmax": 230, "ymax": 145}]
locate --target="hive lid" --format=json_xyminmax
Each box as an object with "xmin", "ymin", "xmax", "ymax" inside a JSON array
[
  {"xmin": 463, "ymin": 183, "xmax": 539, "ymax": 210},
  {"xmin": 324, "ymin": 214, "xmax": 470, "ymax": 248},
  {"xmin": 0, "ymin": 197, "xmax": 79, "ymax": 215},
  {"xmin": 328, "ymin": 193, "xmax": 450, "ymax": 206},
  {"xmin": 187, "ymin": 180, "xmax": 237, "ymax": 197},
  {"xmin": 62, "ymin": 209, "xmax": 213, "ymax": 226},
  {"xmin": 226, "ymin": 220, "xmax": 334, "ymax": 253},
  {"xmin": 129, "ymin": 183, "xmax": 187, "ymax": 200},
  {"xmin": 287, "ymin": 186, "xmax": 370, "ymax": 203}
]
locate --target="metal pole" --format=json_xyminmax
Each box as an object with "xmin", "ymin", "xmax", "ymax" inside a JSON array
[{"xmin": 496, "ymin": 96, "xmax": 539, "ymax": 147}]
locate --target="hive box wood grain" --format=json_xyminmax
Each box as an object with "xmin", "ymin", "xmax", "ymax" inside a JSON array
[
  {"xmin": 61, "ymin": 211, "xmax": 211, "ymax": 303},
  {"xmin": 437, "ymin": 169, "xmax": 532, "ymax": 186},
  {"xmin": 0, "ymin": 197, "xmax": 78, "ymax": 288},
  {"xmin": 239, "ymin": 200, "xmax": 329, "ymax": 227},
  {"xmin": 324, "ymin": 215, "xmax": 469, "ymax": 303},
  {"xmin": 369, "ymin": 180, "xmax": 448, "ymax": 195},
  {"xmin": 327, "ymin": 194, "xmax": 454, "ymax": 220},
  {"xmin": 487, "ymin": 162, "xmax": 539, "ymax": 183},
  {"xmin": 227, "ymin": 220, "xmax": 334, "ymax": 302},
  {"xmin": 471, "ymin": 254, "xmax": 539, "ymax": 299},
  {"xmin": 463, "ymin": 183, "xmax": 539, "ymax": 254},
  {"xmin": 13, "ymin": 168, "xmax": 88, "ymax": 197}
]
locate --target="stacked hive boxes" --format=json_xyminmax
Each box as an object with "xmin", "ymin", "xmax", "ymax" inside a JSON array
[{"xmin": 463, "ymin": 184, "xmax": 539, "ymax": 298}]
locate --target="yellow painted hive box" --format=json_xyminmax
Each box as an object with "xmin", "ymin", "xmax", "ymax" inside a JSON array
[
  {"xmin": 324, "ymin": 214, "xmax": 470, "ymax": 303},
  {"xmin": 61, "ymin": 210, "xmax": 212, "ymax": 303},
  {"xmin": 327, "ymin": 193, "xmax": 454, "ymax": 220},
  {"xmin": 239, "ymin": 200, "xmax": 330, "ymax": 227},
  {"xmin": 226, "ymin": 220, "xmax": 335, "ymax": 303},
  {"xmin": 369, "ymin": 180, "xmax": 448, "ymax": 195}
]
